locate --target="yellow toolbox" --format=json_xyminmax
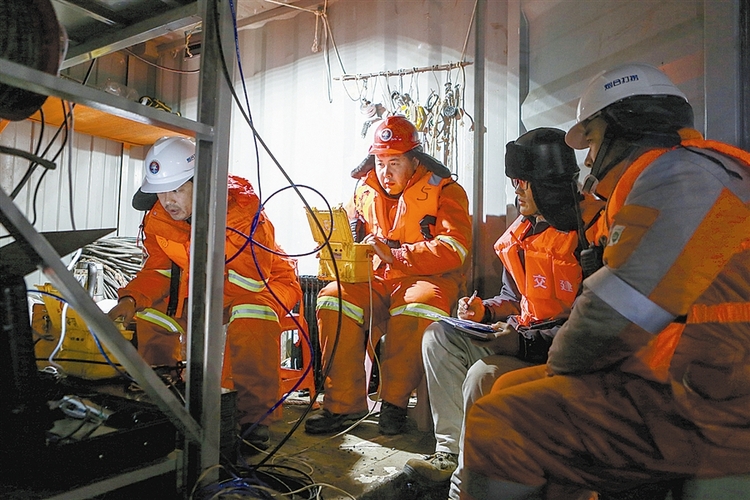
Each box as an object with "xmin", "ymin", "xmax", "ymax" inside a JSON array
[
  {"xmin": 305, "ymin": 206, "xmax": 373, "ymax": 283},
  {"xmin": 33, "ymin": 284, "xmax": 134, "ymax": 380}
]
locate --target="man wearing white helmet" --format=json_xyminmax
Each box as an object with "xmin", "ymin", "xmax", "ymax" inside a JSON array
[
  {"xmin": 460, "ymin": 63, "xmax": 750, "ymax": 499},
  {"xmin": 108, "ymin": 137, "xmax": 302, "ymax": 453}
]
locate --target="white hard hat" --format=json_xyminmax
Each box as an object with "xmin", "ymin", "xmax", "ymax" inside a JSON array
[
  {"xmin": 141, "ymin": 136, "xmax": 196, "ymax": 193},
  {"xmin": 566, "ymin": 63, "xmax": 687, "ymax": 149}
]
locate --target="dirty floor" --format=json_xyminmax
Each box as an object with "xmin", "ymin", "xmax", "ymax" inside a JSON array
[{"xmin": 237, "ymin": 393, "xmax": 451, "ymax": 500}]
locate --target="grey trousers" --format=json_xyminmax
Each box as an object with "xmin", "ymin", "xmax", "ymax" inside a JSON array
[{"xmin": 420, "ymin": 321, "xmax": 534, "ymax": 499}]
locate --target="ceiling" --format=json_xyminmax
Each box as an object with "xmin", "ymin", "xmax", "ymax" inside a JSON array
[{"xmin": 50, "ymin": 0, "xmax": 322, "ymax": 69}]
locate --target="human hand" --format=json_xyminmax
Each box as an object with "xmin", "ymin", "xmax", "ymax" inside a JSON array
[
  {"xmin": 457, "ymin": 292, "xmax": 484, "ymax": 320},
  {"xmin": 107, "ymin": 296, "xmax": 137, "ymax": 327},
  {"xmin": 362, "ymin": 234, "xmax": 394, "ymax": 264},
  {"xmin": 470, "ymin": 322, "xmax": 520, "ymax": 355}
]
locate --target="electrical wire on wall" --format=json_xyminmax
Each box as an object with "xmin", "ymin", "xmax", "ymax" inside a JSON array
[
  {"xmin": 263, "ymin": 0, "xmax": 343, "ymax": 103},
  {"xmin": 8, "ymin": 59, "xmax": 98, "ymax": 229},
  {"xmin": 332, "ymin": 0, "xmax": 478, "ymax": 174},
  {"xmin": 203, "ymin": 1, "xmax": 358, "ymax": 497}
]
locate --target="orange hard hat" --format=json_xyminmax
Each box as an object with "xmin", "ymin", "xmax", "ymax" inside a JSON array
[{"xmin": 368, "ymin": 115, "xmax": 421, "ymax": 156}]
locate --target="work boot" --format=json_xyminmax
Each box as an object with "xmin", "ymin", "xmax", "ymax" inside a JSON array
[
  {"xmin": 404, "ymin": 451, "xmax": 458, "ymax": 483},
  {"xmin": 304, "ymin": 409, "xmax": 368, "ymax": 434},
  {"xmin": 239, "ymin": 422, "xmax": 270, "ymax": 453},
  {"xmin": 378, "ymin": 401, "xmax": 407, "ymax": 435}
]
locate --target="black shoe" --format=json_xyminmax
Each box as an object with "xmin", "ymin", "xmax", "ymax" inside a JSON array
[
  {"xmin": 239, "ymin": 422, "xmax": 270, "ymax": 452},
  {"xmin": 304, "ymin": 409, "xmax": 368, "ymax": 434},
  {"xmin": 379, "ymin": 401, "xmax": 407, "ymax": 435}
]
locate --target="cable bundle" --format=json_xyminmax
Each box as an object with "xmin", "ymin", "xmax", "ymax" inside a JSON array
[{"xmin": 77, "ymin": 237, "xmax": 144, "ymax": 299}]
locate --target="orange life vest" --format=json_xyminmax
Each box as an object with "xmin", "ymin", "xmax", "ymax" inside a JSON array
[
  {"xmin": 355, "ymin": 165, "xmax": 444, "ymax": 244},
  {"xmin": 494, "ymin": 217, "xmax": 581, "ymax": 327}
]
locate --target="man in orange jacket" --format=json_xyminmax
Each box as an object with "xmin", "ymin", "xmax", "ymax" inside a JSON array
[
  {"xmin": 461, "ymin": 63, "xmax": 750, "ymax": 499},
  {"xmin": 304, "ymin": 116, "xmax": 473, "ymax": 435},
  {"xmin": 405, "ymin": 128, "xmax": 601, "ymax": 495},
  {"xmin": 107, "ymin": 137, "xmax": 302, "ymax": 452}
]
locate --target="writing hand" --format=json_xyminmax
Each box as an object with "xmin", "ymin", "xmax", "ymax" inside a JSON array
[{"xmin": 457, "ymin": 292, "xmax": 484, "ymax": 320}]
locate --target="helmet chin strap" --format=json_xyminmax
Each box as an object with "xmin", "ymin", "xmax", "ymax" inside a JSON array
[{"xmin": 583, "ymin": 123, "xmax": 637, "ymax": 195}]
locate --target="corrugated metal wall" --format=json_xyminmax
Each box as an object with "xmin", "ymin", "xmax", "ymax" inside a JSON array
[
  {"xmin": 521, "ymin": 0, "xmax": 706, "ymax": 135},
  {"xmin": 3, "ymin": 0, "xmax": 741, "ymax": 294},
  {"xmin": 220, "ymin": 0, "xmax": 497, "ymax": 277}
]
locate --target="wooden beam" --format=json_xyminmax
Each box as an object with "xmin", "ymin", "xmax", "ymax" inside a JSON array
[{"xmin": 28, "ymin": 98, "xmax": 185, "ymax": 147}]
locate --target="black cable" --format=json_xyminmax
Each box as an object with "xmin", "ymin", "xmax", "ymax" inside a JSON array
[
  {"xmin": 225, "ymin": 184, "xmax": 334, "ymax": 262},
  {"xmin": 211, "ymin": 0, "xmax": 347, "ymax": 475},
  {"xmin": 124, "ymin": 48, "xmax": 200, "ymax": 75},
  {"xmin": 9, "ymin": 107, "xmax": 47, "ymax": 199},
  {"xmin": 13, "ymin": 59, "xmax": 96, "ymax": 205},
  {"xmin": 28, "ymin": 59, "xmax": 97, "ymax": 226},
  {"xmin": 31, "ymin": 102, "xmax": 69, "ymax": 226},
  {"xmin": 65, "ymin": 99, "xmax": 77, "ymax": 230},
  {"xmin": 227, "ymin": 0, "xmax": 263, "ymax": 201}
]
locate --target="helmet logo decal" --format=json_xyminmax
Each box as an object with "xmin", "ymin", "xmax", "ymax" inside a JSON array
[
  {"xmin": 149, "ymin": 160, "xmax": 160, "ymax": 174},
  {"xmin": 604, "ymin": 74, "xmax": 638, "ymax": 91},
  {"xmin": 379, "ymin": 128, "xmax": 393, "ymax": 142},
  {"xmin": 186, "ymin": 153, "xmax": 195, "ymax": 163}
]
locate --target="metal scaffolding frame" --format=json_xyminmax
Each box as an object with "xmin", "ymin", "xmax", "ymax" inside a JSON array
[{"xmin": 0, "ymin": 0, "xmax": 234, "ymax": 496}]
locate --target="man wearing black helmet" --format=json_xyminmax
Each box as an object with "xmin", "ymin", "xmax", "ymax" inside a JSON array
[
  {"xmin": 461, "ymin": 63, "xmax": 750, "ymax": 499},
  {"xmin": 404, "ymin": 128, "xmax": 601, "ymax": 497}
]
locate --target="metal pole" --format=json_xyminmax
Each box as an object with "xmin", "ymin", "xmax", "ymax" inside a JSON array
[
  {"xmin": 471, "ymin": 0, "xmax": 486, "ymax": 292},
  {"xmin": 183, "ymin": 0, "xmax": 235, "ymax": 491}
]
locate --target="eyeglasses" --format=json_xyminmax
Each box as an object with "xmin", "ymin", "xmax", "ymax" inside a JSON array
[{"xmin": 510, "ymin": 178, "xmax": 529, "ymax": 190}]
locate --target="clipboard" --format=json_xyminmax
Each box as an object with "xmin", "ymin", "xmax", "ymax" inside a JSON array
[{"xmin": 436, "ymin": 316, "xmax": 497, "ymax": 341}]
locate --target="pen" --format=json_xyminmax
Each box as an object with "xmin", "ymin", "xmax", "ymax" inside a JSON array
[{"xmin": 469, "ymin": 290, "xmax": 478, "ymax": 302}]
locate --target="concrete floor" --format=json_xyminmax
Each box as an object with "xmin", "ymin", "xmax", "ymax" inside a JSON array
[
  {"xmin": 1, "ymin": 380, "xmax": 449, "ymax": 499},
  {"xmin": 238, "ymin": 393, "xmax": 451, "ymax": 500}
]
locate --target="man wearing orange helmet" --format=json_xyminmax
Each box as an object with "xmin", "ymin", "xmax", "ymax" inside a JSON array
[
  {"xmin": 305, "ymin": 115, "xmax": 473, "ymax": 435},
  {"xmin": 461, "ymin": 63, "xmax": 750, "ymax": 499},
  {"xmin": 108, "ymin": 137, "xmax": 302, "ymax": 453}
]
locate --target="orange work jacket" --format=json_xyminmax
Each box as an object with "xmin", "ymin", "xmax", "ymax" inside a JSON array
[
  {"xmin": 596, "ymin": 132, "xmax": 750, "ymax": 383},
  {"xmin": 121, "ymin": 176, "xmax": 300, "ymax": 317}
]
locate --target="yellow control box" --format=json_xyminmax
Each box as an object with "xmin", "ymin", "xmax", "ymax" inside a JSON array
[
  {"xmin": 33, "ymin": 284, "xmax": 134, "ymax": 380},
  {"xmin": 305, "ymin": 206, "xmax": 373, "ymax": 283}
]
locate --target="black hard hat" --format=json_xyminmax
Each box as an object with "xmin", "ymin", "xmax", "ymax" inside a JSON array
[{"xmin": 505, "ymin": 128, "xmax": 579, "ymax": 181}]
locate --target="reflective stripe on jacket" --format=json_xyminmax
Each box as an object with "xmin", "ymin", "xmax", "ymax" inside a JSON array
[
  {"xmin": 122, "ymin": 175, "xmax": 301, "ymax": 317},
  {"xmin": 595, "ymin": 132, "xmax": 750, "ymax": 382}
]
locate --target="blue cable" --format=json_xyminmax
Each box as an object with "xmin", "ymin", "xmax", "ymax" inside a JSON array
[{"xmin": 29, "ymin": 289, "xmax": 135, "ymax": 382}]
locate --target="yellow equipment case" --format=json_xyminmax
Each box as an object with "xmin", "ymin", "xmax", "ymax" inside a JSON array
[
  {"xmin": 33, "ymin": 283, "xmax": 134, "ymax": 380},
  {"xmin": 305, "ymin": 206, "xmax": 373, "ymax": 283}
]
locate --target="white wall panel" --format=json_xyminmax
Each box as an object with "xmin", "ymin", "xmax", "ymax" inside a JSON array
[
  {"xmin": 0, "ymin": 117, "xmax": 124, "ymax": 288},
  {"xmin": 4, "ymin": 0, "xmax": 740, "ymax": 297},
  {"xmin": 521, "ymin": 0, "xmax": 705, "ymax": 138}
]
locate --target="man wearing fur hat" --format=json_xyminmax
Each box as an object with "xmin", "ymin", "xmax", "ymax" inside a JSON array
[{"xmin": 404, "ymin": 128, "xmax": 601, "ymax": 497}]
